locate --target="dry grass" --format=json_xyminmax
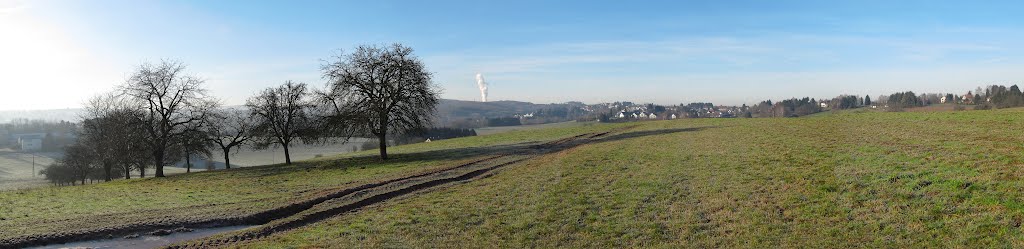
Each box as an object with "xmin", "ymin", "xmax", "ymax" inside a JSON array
[
  {"xmin": 0, "ymin": 121, "xmax": 623, "ymax": 242},
  {"xmin": 235, "ymin": 108, "xmax": 1024, "ymax": 248}
]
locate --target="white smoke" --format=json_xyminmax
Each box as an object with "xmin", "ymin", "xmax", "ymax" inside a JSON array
[{"xmin": 475, "ymin": 73, "xmax": 488, "ymax": 102}]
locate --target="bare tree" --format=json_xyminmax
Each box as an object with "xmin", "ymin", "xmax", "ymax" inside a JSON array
[
  {"xmin": 319, "ymin": 44, "xmax": 440, "ymax": 160},
  {"xmin": 203, "ymin": 109, "xmax": 254, "ymax": 169},
  {"xmin": 180, "ymin": 126, "xmax": 213, "ymax": 173},
  {"xmin": 247, "ymin": 81, "xmax": 313, "ymax": 165},
  {"xmin": 81, "ymin": 93, "xmax": 146, "ymax": 181},
  {"xmin": 62, "ymin": 143, "xmax": 95, "ymax": 185},
  {"xmin": 121, "ymin": 60, "xmax": 216, "ymax": 177}
]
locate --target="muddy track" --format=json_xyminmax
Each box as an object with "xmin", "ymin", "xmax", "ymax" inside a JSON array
[{"xmin": 2, "ymin": 130, "xmax": 626, "ymax": 249}]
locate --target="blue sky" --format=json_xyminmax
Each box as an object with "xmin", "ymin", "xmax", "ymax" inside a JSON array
[{"xmin": 2, "ymin": 0, "xmax": 1024, "ymax": 110}]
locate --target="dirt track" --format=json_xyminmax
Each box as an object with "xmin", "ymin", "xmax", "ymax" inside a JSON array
[{"xmin": 1, "ymin": 128, "xmax": 631, "ymax": 249}]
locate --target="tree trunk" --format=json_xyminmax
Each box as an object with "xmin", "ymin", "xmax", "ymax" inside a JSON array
[
  {"xmin": 223, "ymin": 148, "xmax": 232, "ymax": 169},
  {"xmin": 154, "ymin": 150, "xmax": 165, "ymax": 177},
  {"xmin": 378, "ymin": 116, "xmax": 389, "ymax": 160},
  {"xmin": 186, "ymin": 154, "xmax": 191, "ymax": 173},
  {"xmin": 378, "ymin": 134, "xmax": 388, "ymax": 160},
  {"xmin": 140, "ymin": 165, "xmax": 146, "ymax": 178},
  {"xmin": 103, "ymin": 162, "xmax": 112, "ymax": 182},
  {"xmin": 124, "ymin": 164, "xmax": 131, "ymax": 180},
  {"xmin": 282, "ymin": 142, "xmax": 292, "ymax": 165}
]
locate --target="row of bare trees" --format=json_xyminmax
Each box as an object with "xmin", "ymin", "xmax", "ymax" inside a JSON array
[{"xmin": 42, "ymin": 43, "xmax": 440, "ymax": 185}]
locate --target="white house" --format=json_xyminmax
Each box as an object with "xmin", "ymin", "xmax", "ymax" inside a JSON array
[
  {"xmin": 669, "ymin": 114, "xmax": 677, "ymax": 119},
  {"xmin": 819, "ymin": 102, "xmax": 829, "ymax": 108},
  {"xmin": 648, "ymin": 113, "xmax": 658, "ymax": 119},
  {"xmin": 14, "ymin": 133, "xmax": 45, "ymax": 151},
  {"xmin": 940, "ymin": 95, "xmax": 948, "ymax": 103}
]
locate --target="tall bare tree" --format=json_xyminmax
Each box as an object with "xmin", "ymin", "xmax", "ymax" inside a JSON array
[
  {"xmin": 319, "ymin": 44, "xmax": 440, "ymax": 160},
  {"xmin": 203, "ymin": 109, "xmax": 253, "ymax": 169},
  {"xmin": 121, "ymin": 60, "xmax": 216, "ymax": 177},
  {"xmin": 247, "ymin": 81, "xmax": 312, "ymax": 165}
]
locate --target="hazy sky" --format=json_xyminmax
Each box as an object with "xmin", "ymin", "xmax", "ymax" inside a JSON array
[{"xmin": 2, "ymin": 0, "xmax": 1024, "ymax": 110}]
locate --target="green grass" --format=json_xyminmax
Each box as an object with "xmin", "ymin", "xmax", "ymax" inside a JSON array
[
  {"xmin": 0, "ymin": 121, "xmax": 624, "ymax": 239},
  {"xmin": 234, "ymin": 108, "xmax": 1024, "ymax": 248},
  {"xmin": 0, "ymin": 152, "xmax": 60, "ymax": 190},
  {"xmin": 6, "ymin": 109, "xmax": 1024, "ymax": 248}
]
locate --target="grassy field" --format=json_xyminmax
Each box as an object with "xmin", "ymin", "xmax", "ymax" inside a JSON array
[
  {"xmin": 0, "ymin": 121, "xmax": 619, "ymax": 243},
  {"xmin": 4, "ymin": 109, "xmax": 1024, "ymax": 247},
  {"xmin": 0, "ymin": 151, "xmax": 60, "ymax": 190},
  {"xmin": 233, "ymin": 109, "xmax": 1024, "ymax": 248}
]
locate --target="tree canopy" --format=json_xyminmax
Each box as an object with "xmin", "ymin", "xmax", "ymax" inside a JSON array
[{"xmin": 318, "ymin": 44, "xmax": 441, "ymax": 160}]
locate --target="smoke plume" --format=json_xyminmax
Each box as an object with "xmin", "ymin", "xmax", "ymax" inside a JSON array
[{"xmin": 475, "ymin": 73, "xmax": 488, "ymax": 102}]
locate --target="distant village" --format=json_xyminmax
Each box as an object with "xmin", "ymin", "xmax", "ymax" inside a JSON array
[
  {"xmin": 0, "ymin": 120, "xmax": 77, "ymax": 152},
  {"xmin": 502, "ymin": 84, "xmax": 1021, "ymax": 124},
  {"xmin": 605, "ymin": 102, "xmax": 740, "ymax": 120}
]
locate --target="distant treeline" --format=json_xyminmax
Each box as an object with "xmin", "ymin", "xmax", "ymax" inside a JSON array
[
  {"xmin": 885, "ymin": 91, "xmax": 924, "ymax": 110},
  {"xmin": 750, "ymin": 97, "xmax": 821, "ymax": 117},
  {"xmin": 875, "ymin": 85, "xmax": 1024, "ymax": 111},
  {"xmin": 981, "ymin": 85, "xmax": 1024, "ymax": 109},
  {"xmin": 487, "ymin": 117, "xmax": 522, "ymax": 127}
]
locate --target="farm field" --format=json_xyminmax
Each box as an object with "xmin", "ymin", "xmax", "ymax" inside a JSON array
[
  {"xmin": 3, "ymin": 109, "xmax": 1024, "ymax": 248},
  {"xmin": 0, "ymin": 151, "xmax": 59, "ymax": 190}
]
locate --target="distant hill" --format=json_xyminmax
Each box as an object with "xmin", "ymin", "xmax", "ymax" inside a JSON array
[
  {"xmin": 0, "ymin": 109, "xmax": 84, "ymax": 123},
  {"xmin": 437, "ymin": 100, "xmax": 543, "ymax": 119},
  {"xmin": 435, "ymin": 99, "xmax": 589, "ymax": 127}
]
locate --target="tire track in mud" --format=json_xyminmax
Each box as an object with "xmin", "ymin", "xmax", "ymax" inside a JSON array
[{"xmin": 2, "ymin": 128, "xmax": 632, "ymax": 249}]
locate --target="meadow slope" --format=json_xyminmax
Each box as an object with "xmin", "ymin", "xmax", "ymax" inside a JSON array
[
  {"xmin": 233, "ymin": 109, "xmax": 1024, "ymax": 248},
  {"xmin": 3, "ymin": 109, "xmax": 1024, "ymax": 248},
  {"xmin": 0, "ymin": 121, "xmax": 626, "ymax": 247}
]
